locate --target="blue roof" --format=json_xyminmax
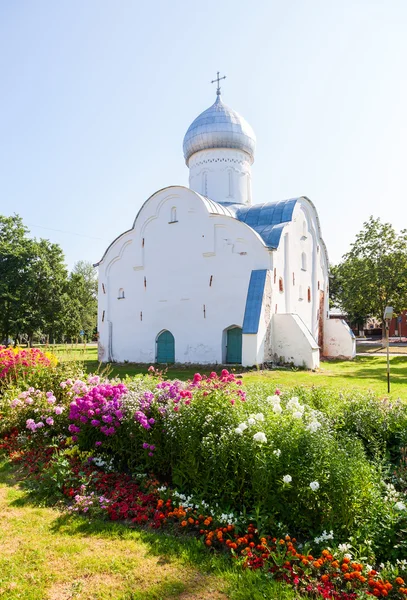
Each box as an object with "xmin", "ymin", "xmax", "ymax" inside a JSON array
[
  {"xmin": 242, "ymin": 270, "xmax": 268, "ymax": 334},
  {"xmin": 223, "ymin": 199, "xmax": 298, "ymax": 249}
]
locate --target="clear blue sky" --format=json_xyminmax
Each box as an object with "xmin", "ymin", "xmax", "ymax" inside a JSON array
[{"xmin": 1, "ymin": 0, "xmax": 406, "ymax": 269}]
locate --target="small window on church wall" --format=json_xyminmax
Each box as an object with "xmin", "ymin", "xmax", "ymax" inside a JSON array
[
  {"xmin": 202, "ymin": 172, "xmax": 208, "ymax": 196},
  {"xmin": 274, "ymin": 268, "xmax": 276, "ymax": 284},
  {"xmin": 170, "ymin": 207, "xmax": 177, "ymax": 223},
  {"xmin": 308, "ymin": 287, "xmax": 311, "ymax": 303},
  {"xmin": 118, "ymin": 288, "xmax": 125, "ymax": 299},
  {"xmin": 318, "ymin": 281, "xmax": 320, "ymax": 290},
  {"xmin": 292, "ymin": 272, "xmax": 295, "ymax": 285},
  {"xmin": 227, "ymin": 170, "xmax": 233, "ymax": 198},
  {"xmin": 302, "ymin": 221, "xmax": 307, "ymax": 239},
  {"xmin": 102, "ymin": 310, "xmax": 105, "ymax": 322},
  {"xmin": 279, "ymin": 277, "xmax": 284, "ymax": 293},
  {"xmin": 102, "ymin": 283, "xmax": 106, "ymax": 294},
  {"xmin": 142, "ymin": 237, "xmax": 145, "ymax": 248},
  {"xmin": 301, "ymin": 252, "xmax": 307, "ymax": 271}
]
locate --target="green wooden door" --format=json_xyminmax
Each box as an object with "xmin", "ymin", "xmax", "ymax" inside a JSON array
[
  {"xmin": 226, "ymin": 327, "xmax": 242, "ymax": 364},
  {"xmin": 156, "ymin": 330, "xmax": 175, "ymax": 363}
]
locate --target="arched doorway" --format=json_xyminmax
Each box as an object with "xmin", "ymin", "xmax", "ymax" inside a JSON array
[
  {"xmin": 156, "ymin": 330, "xmax": 175, "ymax": 364},
  {"xmin": 226, "ymin": 327, "xmax": 242, "ymax": 364}
]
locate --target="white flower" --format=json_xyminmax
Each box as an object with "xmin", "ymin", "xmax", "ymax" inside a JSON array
[
  {"xmin": 287, "ymin": 397, "xmax": 300, "ymax": 410},
  {"xmin": 234, "ymin": 428, "xmax": 243, "ymax": 435},
  {"xmin": 309, "ymin": 481, "xmax": 320, "ymax": 491},
  {"xmin": 314, "ymin": 530, "xmax": 334, "ymax": 544},
  {"xmin": 338, "ymin": 543, "xmax": 351, "ymax": 552},
  {"xmin": 293, "ymin": 411, "xmax": 303, "ymax": 419},
  {"xmin": 247, "ymin": 417, "xmax": 256, "ymax": 426},
  {"xmin": 237, "ymin": 422, "xmax": 248, "ymax": 432},
  {"xmin": 267, "ymin": 395, "xmax": 281, "ymax": 404},
  {"xmin": 273, "ymin": 449, "xmax": 281, "ymax": 458},
  {"xmin": 395, "ymin": 501, "xmax": 406, "ymax": 511},
  {"xmin": 306, "ymin": 420, "xmax": 321, "ymax": 433},
  {"xmin": 253, "ymin": 432, "xmax": 267, "ymax": 443},
  {"xmin": 273, "ymin": 404, "xmax": 282, "ymax": 414},
  {"xmin": 255, "ymin": 413, "xmax": 264, "ymax": 422},
  {"xmin": 283, "ymin": 474, "xmax": 292, "ymax": 484},
  {"xmin": 344, "ymin": 553, "xmax": 352, "ymax": 560}
]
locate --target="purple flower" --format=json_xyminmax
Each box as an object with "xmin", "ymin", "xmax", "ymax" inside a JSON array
[
  {"xmin": 95, "ymin": 441, "xmax": 102, "ymax": 447},
  {"xmin": 26, "ymin": 418, "xmax": 36, "ymax": 431},
  {"xmin": 142, "ymin": 443, "xmax": 150, "ymax": 449},
  {"xmin": 149, "ymin": 445, "xmax": 155, "ymax": 451},
  {"xmin": 148, "ymin": 452, "xmax": 154, "ymax": 457},
  {"xmin": 91, "ymin": 419, "xmax": 100, "ymax": 426},
  {"xmin": 46, "ymin": 417, "xmax": 54, "ymax": 426}
]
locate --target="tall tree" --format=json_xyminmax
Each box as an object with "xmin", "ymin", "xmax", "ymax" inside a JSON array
[
  {"xmin": 332, "ymin": 217, "xmax": 407, "ymax": 324},
  {"xmin": 69, "ymin": 261, "xmax": 98, "ymax": 338},
  {"xmin": 0, "ymin": 215, "xmax": 33, "ymax": 344}
]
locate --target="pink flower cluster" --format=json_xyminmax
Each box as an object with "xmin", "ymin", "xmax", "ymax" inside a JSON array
[
  {"xmin": 68, "ymin": 383, "xmax": 128, "ymax": 443},
  {"xmin": 191, "ymin": 369, "xmax": 246, "ymax": 404}
]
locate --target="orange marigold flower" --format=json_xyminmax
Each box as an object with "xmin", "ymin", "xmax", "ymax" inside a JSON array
[
  {"xmin": 331, "ymin": 561, "xmax": 339, "ymax": 569},
  {"xmin": 181, "ymin": 520, "xmax": 187, "ymax": 527},
  {"xmin": 396, "ymin": 578, "xmax": 405, "ymax": 586},
  {"xmin": 321, "ymin": 575, "xmax": 330, "ymax": 583}
]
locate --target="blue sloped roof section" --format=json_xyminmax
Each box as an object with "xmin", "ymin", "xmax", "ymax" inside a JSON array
[
  {"xmin": 223, "ymin": 199, "xmax": 298, "ymax": 249},
  {"xmin": 242, "ymin": 270, "xmax": 268, "ymax": 334}
]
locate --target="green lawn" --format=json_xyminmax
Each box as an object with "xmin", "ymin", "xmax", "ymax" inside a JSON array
[
  {"xmin": 0, "ymin": 458, "xmax": 296, "ymax": 600},
  {"xmin": 48, "ymin": 344, "xmax": 407, "ymax": 400}
]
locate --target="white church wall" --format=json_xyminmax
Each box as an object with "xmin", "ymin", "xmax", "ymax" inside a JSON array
[
  {"xmin": 324, "ymin": 319, "xmax": 356, "ymax": 359},
  {"xmin": 188, "ymin": 149, "xmax": 252, "ymax": 205},
  {"xmin": 97, "ymin": 186, "xmax": 273, "ymax": 364},
  {"xmin": 272, "ymin": 313, "xmax": 320, "ymax": 369}
]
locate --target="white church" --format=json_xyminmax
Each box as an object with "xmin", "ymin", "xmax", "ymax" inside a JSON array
[{"xmin": 95, "ymin": 78, "xmax": 355, "ymax": 369}]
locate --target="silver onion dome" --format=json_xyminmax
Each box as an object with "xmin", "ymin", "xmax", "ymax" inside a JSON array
[{"xmin": 183, "ymin": 95, "xmax": 256, "ymax": 165}]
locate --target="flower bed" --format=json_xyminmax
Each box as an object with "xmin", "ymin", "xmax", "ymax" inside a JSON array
[{"xmin": 1, "ymin": 364, "xmax": 407, "ymax": 598}]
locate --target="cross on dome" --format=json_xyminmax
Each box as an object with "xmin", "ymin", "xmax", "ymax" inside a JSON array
[{"xmin": 211, "ymin": 71, "xmax": 226, "ymax": 96}]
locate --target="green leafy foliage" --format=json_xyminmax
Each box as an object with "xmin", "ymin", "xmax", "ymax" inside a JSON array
[
  {"xmin": 331, "ymin": 216, "xmax": 407, "ymax": 324},
  {"xmin": 0, "ymin": 214, "xmax": 97, "ymax": 344}
]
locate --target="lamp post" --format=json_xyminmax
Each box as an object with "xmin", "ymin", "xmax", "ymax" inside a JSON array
[{"xmin": 383, "ymin": 306, "xmax": 393, "ymax": 393}]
